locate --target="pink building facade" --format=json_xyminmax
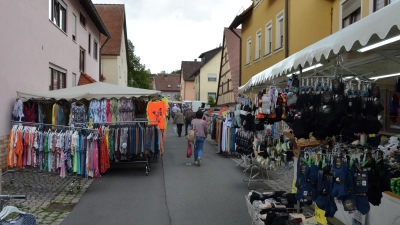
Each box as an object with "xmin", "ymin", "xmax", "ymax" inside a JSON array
[{"xmin": 0, "ymin": 0, "xmax": 110, "ymax": 171}]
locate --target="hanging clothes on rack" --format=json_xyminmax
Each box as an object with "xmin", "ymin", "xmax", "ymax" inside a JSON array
[{"xmin": 69, "ymin": 102, "xmax": 87, "ymax": 128}]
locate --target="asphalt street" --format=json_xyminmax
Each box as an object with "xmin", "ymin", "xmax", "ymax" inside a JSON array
[{"xmin": 61, "ymin": 120, "xmax": 250, "ymax": 225}]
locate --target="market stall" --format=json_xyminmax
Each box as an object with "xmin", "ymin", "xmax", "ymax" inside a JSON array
[
  {"xmin": 237, "ymin": 2, "xmax": 400, "ymax": 224},
  {"xmin": 8, "ymin": 82, "xmax": 167, "ymax": 177}
]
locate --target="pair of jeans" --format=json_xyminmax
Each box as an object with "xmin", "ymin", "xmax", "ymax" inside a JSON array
[
  {"xmin": 194, "ymin": 136, "xmax": 205, "ymax": 162},
  {"xmin": 177, "ymin": 124, "xmax": 183, "ymax": 136},
  {"xmin": 185, "ymin": 118, "xmax": 192, "ymax": 135}
]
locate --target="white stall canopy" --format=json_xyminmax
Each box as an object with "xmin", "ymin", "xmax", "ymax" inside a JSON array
[
  {"xmin": 17, "ymin": 82, "xmax": 161, "ymax": 101},
  {"xmin": 239, "ymin": 1, "xmax": 400, "ymax": 93}
]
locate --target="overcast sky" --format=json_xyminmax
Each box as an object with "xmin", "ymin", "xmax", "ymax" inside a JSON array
[{"xmin": 92, "ymin": 0, "xmax": 248, "ymax": 74}]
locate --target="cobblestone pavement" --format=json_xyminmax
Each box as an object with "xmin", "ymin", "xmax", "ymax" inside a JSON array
[{"xmin": 1, "ymin": 169, "xmax": 92, "ymax": 225}]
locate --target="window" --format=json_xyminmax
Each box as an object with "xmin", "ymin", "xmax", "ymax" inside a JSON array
[
  {"xmin": 208, "ymin": 74, "xmax": 217, "ymax": 82},
  {"xmin": 93, "ymin": 40, "xmax": 98, "ymax": 60},
  {"xmin": 208, "ymin": 92, "xmax": 216, "ymax": 100},
  {"xmin": 255, "ymin": 30, "xmax": 261, "ymax": 60},
  {"xmin": 49, "ymin": 67, "xmax": 66, "ymax": 90},
  {"xmin": 79, "ymin": 48, "xmax": 85, "ymax": 72},
  {"xmin": 72, "ymin": 73, "xmax": 76, "ymax": 87},
  {"xmin": 49, "ymin": 0, "xmax": 67, "ymax": 32},
  {"xmin": 72, "ymin": 14, "xmax": 76, "ymax": 41},
  {"xmin": 265, "ymin": 23, "xmax": 272, "ymax": 55},
  {"xmin": 80, "ymin": 12, "xmax": 85, "ymax": 27},
  {"xmin": 167, "ymin": 84, "xmax": 172, "ymax": 88},
  {"xmin": 246, "ymin": 38, "xmax": 252, "ymax": 65},
  {"xmin": 177, "ymin": 84, "xmax": 181, "ymax": 88},
  {"xmin": 88, "ymin": 33, "xmax": 91, "ymax": 55},
  {"xmin": 276, "ymin": 12, "xmax": 284, "ymax": 49},
  {"xmin": 342, "ymin": 0, "xmax": 361, "ymax": 28},
  {"xmin": 342, "ymin": 8, "xmax": 361, "ymax": 28},
  {"xmin": 374, "ymin": 0, "xmax": 398, "ymax": 12}
]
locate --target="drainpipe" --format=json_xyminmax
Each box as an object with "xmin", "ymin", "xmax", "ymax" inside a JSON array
[
  {"xmin": 285, "ymin": 0, "xmax": 289, "ymax": 58},
  {"xmin": 99, "ymin": 35, "xmax": 110, "ymax": 81}
]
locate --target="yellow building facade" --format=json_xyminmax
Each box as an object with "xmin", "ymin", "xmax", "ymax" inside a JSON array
[
  {"xmin": 194, "ymin": 50, "xmax": 222, "ymax": 101},
  {"xmin": 240, "ymin": 0, "xmax": 384, "ymax": 87}
]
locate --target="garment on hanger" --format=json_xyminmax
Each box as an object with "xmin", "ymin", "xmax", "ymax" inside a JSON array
[
  {"xmin": 147, "ymin": 100, "xmax": 167, "ymax": 130},
  {"xmin": 70, "ymin": 102, "xmax": 87, "ymax": 128},
  {"xmin": 12, "ymin": 99, "xmax": 24, "ymax": 122}
]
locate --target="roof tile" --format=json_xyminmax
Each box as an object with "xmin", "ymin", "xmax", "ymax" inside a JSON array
[
  {"xmin": 181, "ymin": 61, "xmax": 202, "ymax": 81},
  {"xmin": 94, "ymin": 4, "xmax": 125, "ymax": 55},
  {"xmin": 78, "ymin": 72, "xmax": 97, "ymax": 86},
  {"xmin": 225, "ymin": 28, "xmax": 241, "ymax": 99},
  {"xmin": 153, "ymin": 74, "xmax": 180, "ymax": 91}
]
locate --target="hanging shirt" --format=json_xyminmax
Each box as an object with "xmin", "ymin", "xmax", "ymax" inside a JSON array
[
  {"xmin": 147, "ymin": 101, "xmax": 167, "ymax": 130},
  {"xmin": 70, "ymin": 103, "xmax": 87, "ymax": 128}
]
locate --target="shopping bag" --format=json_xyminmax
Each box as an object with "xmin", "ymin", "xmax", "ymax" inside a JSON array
[
  {"xmin": 173, "ymin": 125, "xmax": 177, "ymax": 133},
  {"xmin": 186, "ymin": 120, "xmax": 196, "ymax": 143},
  {"xmin": 186, "ymin": 141, "xmax": 192, "ymax": 158}
]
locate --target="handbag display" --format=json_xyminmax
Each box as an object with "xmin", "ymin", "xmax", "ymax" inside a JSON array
[
  {"xmin": 186, "ymin": 141, "xmax": 192, "ymax": 158},
  {"xmin": 186, "ymin": 119, "xmax": 196, "ymax": 143}
]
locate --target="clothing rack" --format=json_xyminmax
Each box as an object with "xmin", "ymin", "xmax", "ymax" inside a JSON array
[
  {"xmin": 9, "ymin": 120, "xmax": 160, "ymax": 176},
  {"xmin": 74, "ymin": 120, "xmax": 158, "ymax": 126},
  {"xmin": 10, "ymin": 121, "xmax": 98, "ymax": 131}
]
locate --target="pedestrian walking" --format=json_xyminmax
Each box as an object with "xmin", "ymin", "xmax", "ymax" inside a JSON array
[
  {"xmin": 173, "ymin": 108, "xmax": 185, "ymax": 137},
  {"xmin": 184, "ymin": 106, "xmax": 194, "ymax": 136},
  {"xmin": 171, "ymin": 104, "xmax": 178, "ymax": 119},
  {"xmin": 191, "ymin": 110, "xmax": 208, "ymax": 166}
]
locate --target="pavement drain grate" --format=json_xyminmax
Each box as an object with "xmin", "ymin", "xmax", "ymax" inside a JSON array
[{"xmin": 47, "ymin": 203, "xmax": 77, "ymax": 212}]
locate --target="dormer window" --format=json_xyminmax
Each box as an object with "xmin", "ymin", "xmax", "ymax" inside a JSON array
[
  {"xmin": 177, "ymin": 84, "xmax": 181, "ymax": 88},
  {"xmin": 167, "ymin": 84, "xmax": 171, "ymax": 88}
]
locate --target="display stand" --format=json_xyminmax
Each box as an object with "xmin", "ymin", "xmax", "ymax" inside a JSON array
[
  {"xmin": 10, "ymin": 120, "xmax": 158, "ymax": 176},
  {"xmin": 242, "ymin": 155, "xmax": 270, "ymax": 190}
]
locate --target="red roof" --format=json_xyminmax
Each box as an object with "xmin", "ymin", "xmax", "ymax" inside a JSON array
[
  {"xmin": 94, "ymin": 4, "xmax": 125, "ymax": 55},
  {"xmin": 78, "ymin": 72, "xmax": 97, "ymax": 86},
  {"xmin": 153, "ymin": 74, "xmax": 180, "ymax": 91}
]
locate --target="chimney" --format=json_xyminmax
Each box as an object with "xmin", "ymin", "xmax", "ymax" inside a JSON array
[{"xmin": 194, "ymin": 59, "xmax": 197, "ymax": 62}]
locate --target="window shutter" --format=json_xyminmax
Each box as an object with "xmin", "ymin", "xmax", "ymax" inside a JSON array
[
  {"xmin": 49, "ymin": 63, "xmax": 67, "ymax": 73},
  {"xmin": 342, "ymin": 0, "xmax": 361, "ymax": 19}
]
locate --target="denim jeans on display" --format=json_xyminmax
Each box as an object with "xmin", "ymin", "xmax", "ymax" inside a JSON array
[{"xmin": 194, "ymin": 136, "xmax": 205, "ymax": 161}]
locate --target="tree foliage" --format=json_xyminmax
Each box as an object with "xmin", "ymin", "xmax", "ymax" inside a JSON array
[
  {"xmin": 171, "ymin": 69, "xmax": 181, "ymax": 74},
  {"xmin": 174, "ymin": 93, "xmax": 181, "ymax": 101},
  {"xmin": 208, "ymin": 96, "xmax": 216, "ymax": 107},
  {"xmin": 127, "ymin": 40, "xmax": 152, "ymax": 89}
]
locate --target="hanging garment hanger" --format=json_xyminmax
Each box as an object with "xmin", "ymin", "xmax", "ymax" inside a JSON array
[{"xmin": 0, "ymin": 206, "xmax": 26, "ymax": 219}]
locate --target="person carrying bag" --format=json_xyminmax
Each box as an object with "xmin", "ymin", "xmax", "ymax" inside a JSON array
[
  {"xmin": 186, "ymin": 119, "xmax": 196, "ymax": 143},
  {"xmin": 189, "ymin": 110, "xmax": 208, "ymax": 166}
]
